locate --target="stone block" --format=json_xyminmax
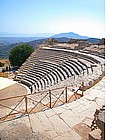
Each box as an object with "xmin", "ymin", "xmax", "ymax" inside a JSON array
[
  {"xmin": 35, "ymin": 112, "xmax": 53, "ymax": 130},
  {"xmin": 49, "ymin": 114, "xmax": 71, "ymax": 134},
  {"xmin": 60, "ymin": 110, "xmax": 83, "ymax": 128},
  {"xmin": 89, "ymin": 129, "xmax": 101, "ymax": 140},
  {"xmin": 44, "ymin": 108, "xmax": 56, "ymax": 118},
  {"xmin": 29, "ymin": 113, "xmax": 47, "ymax": 133}
]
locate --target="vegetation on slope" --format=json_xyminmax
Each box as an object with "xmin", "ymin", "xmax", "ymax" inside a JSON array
[{"xmin": 9, "ymin": 44, "xmax": 34, "ymax": 67}]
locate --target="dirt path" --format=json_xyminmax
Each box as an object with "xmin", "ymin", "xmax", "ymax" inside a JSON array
[{"xmin": 0, "ymin": 83, "xmax": 27, "ymax": 107}]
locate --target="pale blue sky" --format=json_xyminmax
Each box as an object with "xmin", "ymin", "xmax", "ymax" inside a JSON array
[{"xmin": 0, "ymin": 0, "xmax": 105, "ymax": 38}]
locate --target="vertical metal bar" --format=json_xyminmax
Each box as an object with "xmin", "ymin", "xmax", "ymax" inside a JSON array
[
  {"xmin": 65, "ymin": 87, "xmax": 67, "ymax": 103},
  {"xmin": 25, "ymin": 95, "xmax": 28, "ymax": 114},
  {"xmin": 49, "ymin": 90, "xmax": 52, "ymax": 108}
]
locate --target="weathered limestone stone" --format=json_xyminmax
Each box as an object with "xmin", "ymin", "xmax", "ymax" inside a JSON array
[
  {"xmin": 35, "ymin": 111, "xmax": 53, "ymax": 130},
  {"xmin": 90, "ymin": 101, "xmax": 100, "ymax": 110},
  {"xmin": 0, "ymin": 119, "xmax": 12, "ymax": 131},
  {"xmin": 52, "ymin": 105, "xmax": 69, "ymax": 114},
  {"xmin": 53, "ymin": 135, "xmax": 73, "ymax": 140},
  {"xmin": 84, "ymin": 94, "xmax": 97, "ymax": 101},
  {"xmin": 0, "ymin": 121, "xmax": 33, "ymax": 140},
  {"xmin": 0, "ymin": 108, "xmax": 9, "ymax": 119},
  {"xmin": 69, "ymin": 130, "xmax": 82, "ymax": 140},
  {"xmin": 0, "ymin": 77, "xmax": 105, "ymax": 140},
  {"xmin": 49, "ymin": 114, "xmax": 71, "ymax": 134},
  {"xmin": 96, "ymin": 98, "xmax": 105, "ymax": 108},
  {"xmin": 96, "ymin": 92, "xmax": 105, "ymax": 99},
  {"xmin": 76, "ymin": 97, "xmax": 92, "ymax": 106},
  {"xmin": 71, "ymin": 103, "xmax": 89, "ymax": 115},
  {"xmin": 80, "ymin": 100, "xmax": 98, "ymax": 110},
  {"xmin": 65, "ymin": 100, "xmax": 81, "ymax": 109},
  {"xmin": 89, "ymin": 129, "xmax": 102, "ymax": 140},
  {"xmin": 85, "ymin": 89, "xmax": 100, "ymax": 97},
  {"xmin": 20, "ymin": 115, "xmax": 31, "ymax": 129},
  {"xmin": 73, "ymin": 123, "xmax": 91, "ymax": 140},
  {"xmin": 60, "ymin": 109, "xmax": 83, "ymax": 128},
  {"xmin": 29, "ymin": 132, "xmax": 51, "ymax": 140},
  {"xmin": 79, "ymin": 108, "xmax": 94, "ymax": 119},
  {"xmin": 83, "ymin": 118, "xmax": 93, "ymax": 127},
  {"xmin": 55, "ymin": 131, "xmax": 74, "ymax": 140},
  {"xmin": 53, "ymin": 130, "xmax": 82, "ymax": 140},
  {"xmin": 45, "ymin": 130, "xmax": 58, "ymax": 139},
  {"xmin": 75, "ymin": 98, "xmax": 86, "ymax": 104},
  {"xmin": 44, "ymin": 108, "xmax": 56, "ymax": 118},
  {"xmin": 29, "ymin": 113, "xmax": 47, "ymax": 133},
  {"xmin": 95, "ymin": 86, "xmax": 102, "ymax": 90}
]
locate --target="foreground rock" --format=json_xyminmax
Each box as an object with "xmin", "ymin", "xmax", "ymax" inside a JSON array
[{"xmin": 89, "ymin": 105, "xmax": 105, "ymax": 140}]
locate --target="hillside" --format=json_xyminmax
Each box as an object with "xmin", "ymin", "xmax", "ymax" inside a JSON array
[
  {"xmin": 51, "ymin": 32, "xmax": 89, "ymax": 39},
  {"xmin": 0, "ymin": 37, "xmax": 46, "ymax": 45},
  {"xmin": 87, "ymin": 38, "xmax": 101, "ymax": 43},
  {"xmin": 0, "ymin": 38, "xmax": 46, "ymax": 59},
  {"xmin": 0, "ymin": 32, "xmax": 102, "ymax": 59}
]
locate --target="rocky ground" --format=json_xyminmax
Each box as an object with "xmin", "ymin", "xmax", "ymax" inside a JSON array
[{"xmin": 0, "ymin": 77, "xmax": 105, "ymax": 140}]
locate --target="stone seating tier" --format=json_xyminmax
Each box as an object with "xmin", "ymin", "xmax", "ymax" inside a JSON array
[{"xmin": 17, "ymin": 47, "xmax": 104, "ymax": 93}]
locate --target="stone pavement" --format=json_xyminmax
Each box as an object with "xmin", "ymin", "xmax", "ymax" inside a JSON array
[{"xmin": 0, "ymin": 77, "xmax": 105, "ymax": 140}]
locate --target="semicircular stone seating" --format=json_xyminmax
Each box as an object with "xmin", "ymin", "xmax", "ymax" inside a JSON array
[{"xmin": 16, "ymin": 47, "xmax": 104, "ymax": 93}]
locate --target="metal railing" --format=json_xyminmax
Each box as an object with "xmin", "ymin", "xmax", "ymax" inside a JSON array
[
  {"xmin": 0, "ymin": 73, "xmax": 105, "ymax": 122},
  {"xmin": 0, "ymin": 82, "xmax": 85, "ymax": 122}
]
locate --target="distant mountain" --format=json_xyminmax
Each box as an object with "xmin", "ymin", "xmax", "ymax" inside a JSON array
[
  {"xmin": 87, "ymin": 38, "xmax": 101, "ymax": 43},
  {"xmin": 56, "ymin": 37, "xmax": 70, "ymax": 42},
  {"xmin": 51, "ymin": 32, "xmax": 89, "ymax": 39},
  {"xmin": 0, "ymin": 37, "xmax": 46, "ymax": 45},
  {"xmin": 0, "ymin": 32, "xmax": 54, "ymax": 37},
  {"xmin": 0, "ymin": 32, "xmax": 102, "ymax": 59}
]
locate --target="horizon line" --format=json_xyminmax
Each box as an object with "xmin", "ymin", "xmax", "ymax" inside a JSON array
[{"xmin": 0, "ymin": 32, "xmax": 104, "ymax": 39}]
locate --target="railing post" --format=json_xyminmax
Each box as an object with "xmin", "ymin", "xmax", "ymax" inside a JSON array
[
  {"xmin": 82, "ymin": 82, "xmax": 84, "ymax": 96},
  {"xmin": 65, "ymin": 87, "xmax": 67, "ymax": 103},
  {"xmin": 25, "ymin": 95, "xmax": 28, "ymax": 114},
  {"xmin": 49, "ymin": 90, "xmax": 52, "ymax": 108}
]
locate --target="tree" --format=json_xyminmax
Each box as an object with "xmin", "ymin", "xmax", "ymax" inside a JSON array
[
  {"xmin": 9, "ymin": 44, "xmax": 34, "ymax": 67},
  {"xmin": 0, "ymin": 62, "xmax": 4, "ymax": 67}
]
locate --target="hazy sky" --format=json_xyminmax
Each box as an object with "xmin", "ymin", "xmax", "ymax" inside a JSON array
[{"xmin": 0, "ymin": 0, "xmax": 105, "ymax": 38}]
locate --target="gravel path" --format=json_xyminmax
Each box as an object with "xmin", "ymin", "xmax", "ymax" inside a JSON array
[{"xmin": 0, "ymin": 83, "xmax": 27, "ymax": 107}]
